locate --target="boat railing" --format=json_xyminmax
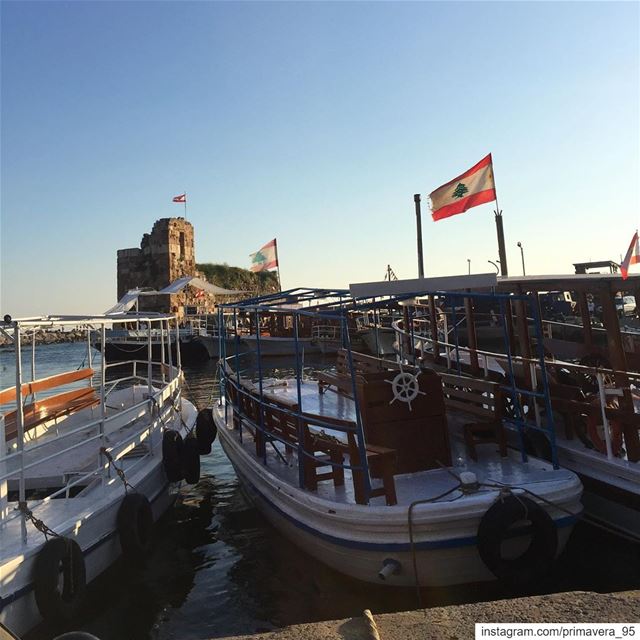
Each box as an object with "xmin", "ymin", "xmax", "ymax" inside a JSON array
[
  {"xmin": 0, "ymin": 313, "xmax": 184, "ymax": 541},
  {"xmin": 392, "ymin": 312, "xmax": 640, "ymax": 463},
  {"xmin": 311, "ymin": 325, "xmax": 342, "ymax": 341},
  {"xmin": 0, "ymin": 363, "xmax": 181, "ymax": 534},
  {"xmin": 220, "ymin": 367, "xmax": 375, "ymax": 505},
  {"xmin": 218, "ymin": 302, "xmax": 374, "ymax": 502}
]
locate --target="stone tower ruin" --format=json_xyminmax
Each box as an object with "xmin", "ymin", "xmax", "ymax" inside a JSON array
[{"xmin": 117, "ymin": 218, "xmax": 207, "ymax": 317}]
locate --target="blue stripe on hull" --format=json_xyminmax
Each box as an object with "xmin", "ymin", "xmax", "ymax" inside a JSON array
[
  {"xmin": 232, "ymin": 461, "xmax": 579, "ymax": 552},
  {"xmin": 0, "ymin": 481, "xmax": 170, "ymax": 614}
]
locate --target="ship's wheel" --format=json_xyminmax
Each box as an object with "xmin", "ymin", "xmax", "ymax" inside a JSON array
[{"xmin": 385, "ymin": 364, "xmax": 425, "ymax": 411}]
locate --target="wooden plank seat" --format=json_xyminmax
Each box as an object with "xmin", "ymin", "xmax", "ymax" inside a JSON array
[
  {"xmin": 317, "ymin": 349, "xmax": 391, "ymax": 396},
  {"xmin": 2, "ymin": 373, "xmax": 99, "ymax": 442},
  {"xmin": 302, "ymin": 413, "xmax": 398, "ymax": 506},
  {"xmin": 440, "ymin": 373, "xmax": 506, "ymax": 461}
]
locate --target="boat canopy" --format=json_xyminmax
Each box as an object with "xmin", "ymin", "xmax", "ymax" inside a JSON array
[
  {"xmin": 157, "ymin": 276, "xmax": 245, "ymax": 296},
  {"xmin": 105, "ymin": 277, "xmax": 246, "ymax": 315},
  {"xmin": 349, "ymin": 273, "xmax": 498, "ymax": 299}
]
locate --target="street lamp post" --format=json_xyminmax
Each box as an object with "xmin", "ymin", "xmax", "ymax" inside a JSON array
[
  {"xmin": 488, "ymin": 260, "xmax": 500, "ymax": 275},
  {"xmin": 467, "ymin": 259, "xmax": 471, "ymax": 275},
  {"xmin": 517, "ymin": 242, "xmax": 526, "ymax": 276}
]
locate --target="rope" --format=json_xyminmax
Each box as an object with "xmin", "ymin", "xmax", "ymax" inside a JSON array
[
  {"xmin": 363, "ymin": 609, "xmax": 381, "ymax": 640},
  {"xmin": 408, "ymin": 482, "xmax": 462, "ymax": 608},
  {"xmin": 18, "ymin": 501, "xmax": 60, "ymax": 539},
  {"xmin": 100, "ymin": 447, "xmax": 136, "ymax": 493}
]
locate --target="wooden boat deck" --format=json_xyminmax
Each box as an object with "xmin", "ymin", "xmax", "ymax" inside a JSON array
[{"xmin": 225, "ymin": 377, "xmax": 577, "ymax": 508}]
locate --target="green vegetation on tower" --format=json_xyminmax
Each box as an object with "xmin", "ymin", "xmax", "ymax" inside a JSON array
[{"xmin": 197, "ymin": 263, "xmax": 279, "ymax": 294}]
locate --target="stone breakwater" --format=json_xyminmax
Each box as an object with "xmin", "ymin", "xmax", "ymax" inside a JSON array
[
  {"xmin": 0, "ymin": 328, "xmax": 87, "ymax": 348},
  {"xmin": 214, "ymin": 591, "xmax": 640, "ymax": 640}
]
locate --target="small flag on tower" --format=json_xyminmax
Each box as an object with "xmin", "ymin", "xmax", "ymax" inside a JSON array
[
  {"xmin": 429, "ymin": 154, "xmax": 496, "ymax": 222},
  {"xmin": 621, "ymin": 230, "xmax": 640, "ymax": 280},
  {"xmin": 250, "ymin": 239, "xmax": 278, "ymax": 272},
  {"xmin": 173, "ymin": 193, "xmax": 186, "ymax": 203}
]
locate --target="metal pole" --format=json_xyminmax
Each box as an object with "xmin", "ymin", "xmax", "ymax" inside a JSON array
[
  {"xmin": 255, "ymin": 310, "xmax": 266, "ymax": 464},
  {"xmin": 414, "ymin": 194, "xmax": 425, "ymax": 278},
  {"xmin": 87, "ymin": 326, "xmax": 93, "ymax": 385},
  {"xmin": 14, "ymin": 323, "xmax": 27, "ymax": 544},
  {"xmin": 494, "ymin": 212, "xmax": 509, "ymax": 276},
  {"xmin": 491, "ymin": 155, "xmax": 508, "ymax": 276},
  {"xmin": 175, "ymin": 315, "xmax": 182, "ymax": 370},
  {"xmin": 100, "ymin": 323, "xmax": 107, "ymax": 481},
  {"xmin": 0, "ymin": 413, "xmax": 7, "ymax": 522},
  {"xmin": 274, "ymin": 238, "xmax": 282, "ymax": 292},
  {"xmin": 518, "ymin": 242, "xmax": 526, "ymax": 276},
  {"xmin": 160, "ymin": 318, "xmax": 166, "ymax": 383},
  {"xmin": 31, "ymin": 331, "xmax": 36, "ymax": 402},
  {"xmin": 293, "ymin": 313, "xmax": 305, "ymax": 489},
  {"xmin": 467, "ymin": 259, "xmax": 471, "ymax": 275},
  {"xmin": 147, "ymin": 321, "xmax": 153, "ymax": 399},
  {"xmin": 167, "ymin": 319, "xmax": 173, "ymax": 374}
]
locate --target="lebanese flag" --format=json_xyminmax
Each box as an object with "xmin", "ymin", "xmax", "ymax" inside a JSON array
[
  {"xmin": 173, "ymin": 193, "xmax": 186, "ymax": 203},
  {"xmin": 621, "ymin": 230, "xmax": 640, "ymax": 280},
  {"xmin": 430, "ymin": 154, "xmax": 496, "ymax": 222},
  {"xmin": 250, "ymin": 239, "xmax": 278, "ymax": 272}
]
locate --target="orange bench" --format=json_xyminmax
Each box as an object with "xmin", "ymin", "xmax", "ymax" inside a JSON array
[{"xmin": 1, "ymin": 368, "xmax": 98, "ymax": 440}]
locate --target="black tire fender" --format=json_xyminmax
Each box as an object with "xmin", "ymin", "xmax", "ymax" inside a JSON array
[
  {"xmin": 162, "ymin": 429, "xmax": 184, "ymax": 482},
  {"xmin": 33, "ymin": 537, "xmax": 86, "ymax": 624},
  {"xmin": 195, "ymin": 408, "xmax": 217, "ymax": 455},
  {"xmin": 477, "ymin": 494, "xmax": 558, "ymax": 585},
  {"xmin": 181, "ymin": 436, "xmax": 201, "ymax": 484},
  {"xmin": 117, "ymin": 492, "xmax": 153, "ymax": 563}
]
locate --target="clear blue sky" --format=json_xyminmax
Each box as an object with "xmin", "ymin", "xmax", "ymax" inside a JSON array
[{"xmin": 1, "ymin": 1, "xmax": 638, "ymax": 316}]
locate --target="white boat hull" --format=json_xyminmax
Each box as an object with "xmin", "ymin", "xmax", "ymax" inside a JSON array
[
  {"xmin": 0, "ymin": 392, "xmax": 197, "ymax": 638},
  {"xmin": 214, "ymin": 404, "xmax": 581, "ymax": 588}
]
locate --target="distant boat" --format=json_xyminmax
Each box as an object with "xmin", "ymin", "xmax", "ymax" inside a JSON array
[
  {"xmin": 0, "ymin": 312, "xmax": 213, "ymax": 637},
  {"xmin": 98, "ymin": 276, "xmax": 246, "ymax": 364},
  {"xmin": 390, "ymin": 271, "xmax": 640, "ymax": 544}
]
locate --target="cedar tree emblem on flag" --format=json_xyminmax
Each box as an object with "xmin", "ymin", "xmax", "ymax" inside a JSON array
[
  {"xmin": 430, "ymin": 154, "xmax": 496, "ymax": 221},
  {"xmin": 452, "ymin": 183, "xmax": 469, "ymax": 199},
  {"xmin": 621, "ymin": 230, "xmax": 640, "ymax": 280},
  {"xmin": 173, "ymin": 193, "xmax": 186, "ymax": 203},
  {"xmin": 250, "ymin": 239, "xmax": 278, "ymax": 272}
]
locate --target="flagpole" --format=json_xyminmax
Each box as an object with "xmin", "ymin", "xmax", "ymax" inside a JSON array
[
  {"xmin": 274, "ymin": 238, "xmax": 282, "ymax": 292},
  {"xmin": 184, "ymin": 191, "xmax": 187, "ymax": 220},
  {"xmin": 491, "ymin": 157, "xmax": 509, "ymax": 276},
  {"xmin": 414, "ymin": 194, "xmax": 425, "ymax": 278}
]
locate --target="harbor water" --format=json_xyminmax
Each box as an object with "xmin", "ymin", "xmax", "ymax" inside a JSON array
[{"xmin": 1, "ymin": 343, "xmax": 638, "ymax": 640}]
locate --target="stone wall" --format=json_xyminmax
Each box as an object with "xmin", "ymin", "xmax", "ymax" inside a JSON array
[{"xmin": 116, "ymin": 218, "xmax": 211, "ymax": 317}]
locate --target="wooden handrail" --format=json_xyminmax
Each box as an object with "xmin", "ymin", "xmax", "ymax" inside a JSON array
[{"xmin": 0, "ymin": 368, "xmax": 94, "ymax": 406}]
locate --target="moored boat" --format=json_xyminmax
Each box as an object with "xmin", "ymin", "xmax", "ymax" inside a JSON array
[
  {"xmin": 386, "ymin": 272, "xmax": 640, "ymax": 543},
  {"xmin": 0, "ymin": 313, "xmax": 213, "ymax": 637},
  {"xmin": 213, "ymin": 286, "xmax": 583, "ymax": 588}
]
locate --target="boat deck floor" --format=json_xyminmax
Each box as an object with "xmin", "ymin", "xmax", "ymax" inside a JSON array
[{"xmin": 226, "ymin": 380, "xmax": 576, "ymax": 507}]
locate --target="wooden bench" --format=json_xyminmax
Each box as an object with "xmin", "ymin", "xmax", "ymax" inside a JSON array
[
  {"xmin": 317, "ymin": 349, "xmax": 389, "ymax": 395},
  {"xmin": 302, "ymin": 413, "xmax": 398, "ymax": 506},
  {"xmin": 1, "ymin": 368, "xmax": 98, "ymax": 441},
  {"xmin": 223, "ymin": 368, "xmax": 398, "ymax": 505},
  {"xmin": 440, "ymin": 373, "xmax": 506, "ymax": 461}
]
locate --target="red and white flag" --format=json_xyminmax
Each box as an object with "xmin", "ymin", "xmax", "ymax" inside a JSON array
[
  {"xmin": 250, "ymin": 239, "xmax": 278, "ymax": 272},
  {"xmin": 429, "ymin": 154, "xmax": 496, "ymax": 222},
  {"xmin": 621, "ymin": 230, "xmax": 640, "ymax": 280},
  {"xmin": 173, "ymin": 193, "xmax": 186, "ymax": 203}
]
